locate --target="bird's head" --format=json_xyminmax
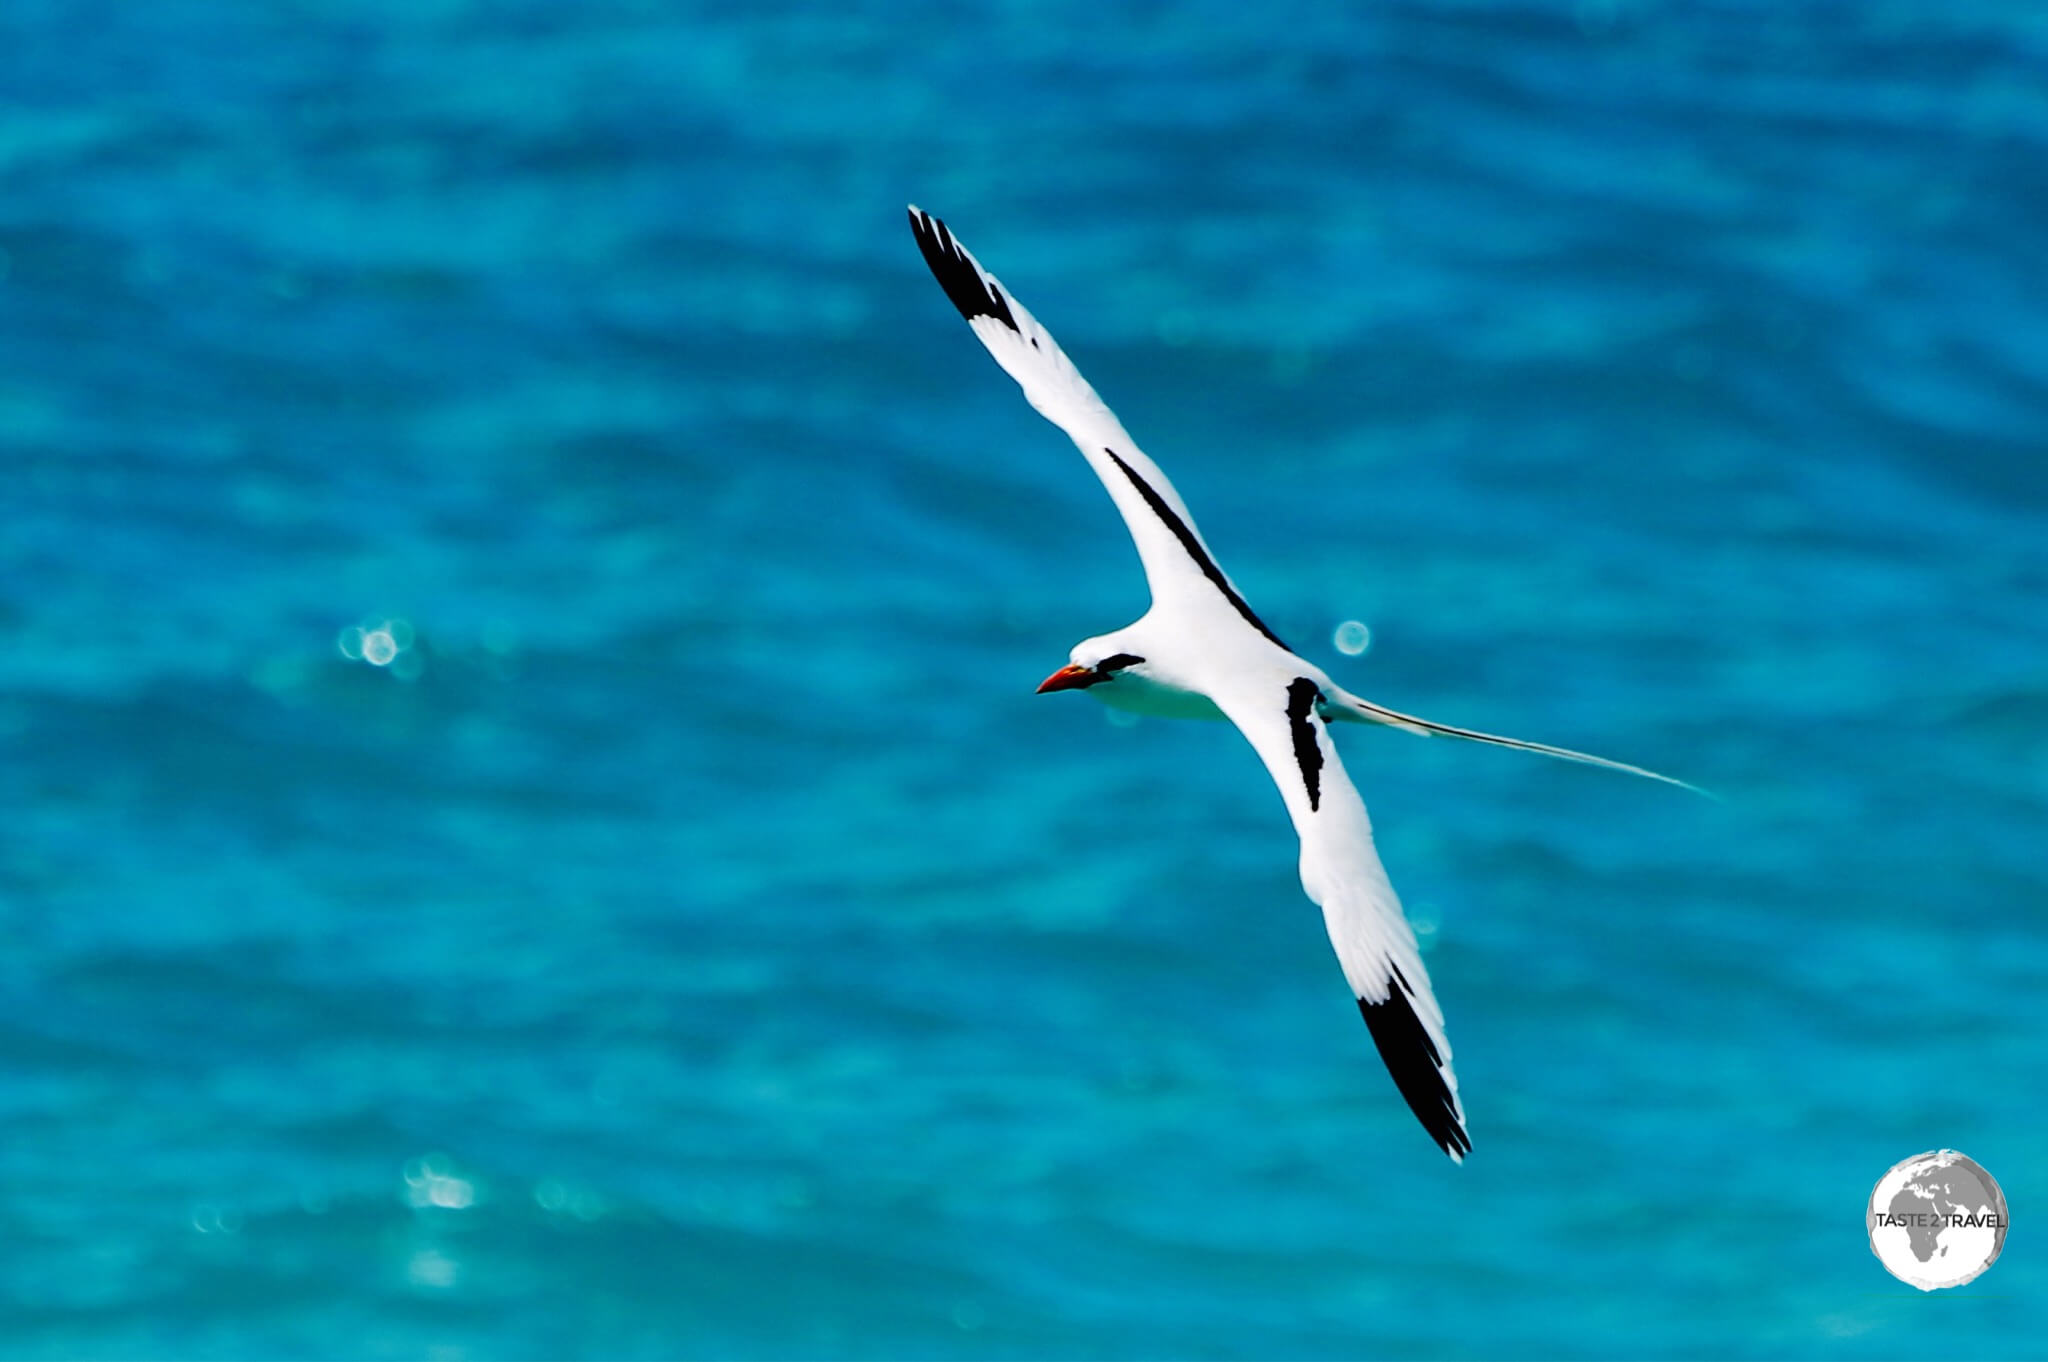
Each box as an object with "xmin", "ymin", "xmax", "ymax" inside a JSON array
[{"xmin": 1036, "ymin": 643, "xmax": 1148, "ymax": 695}]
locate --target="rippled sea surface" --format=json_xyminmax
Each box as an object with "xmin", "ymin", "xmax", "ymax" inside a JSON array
[{"xmin": 5, "ymin": 1, "xmax": 2045, "ymax": 1356}]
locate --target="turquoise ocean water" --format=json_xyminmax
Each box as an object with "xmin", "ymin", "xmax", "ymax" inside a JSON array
[{"xmin": 4, "ymin": 1, "xmax": 2045, "ymax": 1355}]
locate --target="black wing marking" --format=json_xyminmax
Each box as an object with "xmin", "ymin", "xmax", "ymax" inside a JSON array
[
  {"xmin": 908, "ymin": 208, "xmax": 1020, "ymax": 332},
  {"xmin": 1101, "ymin": 447, "xmax": 1289, "ymax": 651},
  {"xmin": 1359, "ymin": 983, "xmax": 1472, "ymax": 1161},
  {"xmin": 907, "ymin": 209, "xmax": 1292, "ymax": 633},
  {"xmin": 1284, "ymin": 678, "xmax": 1324, "ymax": 812}
]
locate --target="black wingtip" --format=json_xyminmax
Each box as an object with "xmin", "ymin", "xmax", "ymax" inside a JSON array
[
  {"xmin": 1359, "ymin": 990, "xmax": 1472, "ymax": 1163},
  {"xmin": 906, "ymin": 207, "xmax": 1020, "ymax": 332}
]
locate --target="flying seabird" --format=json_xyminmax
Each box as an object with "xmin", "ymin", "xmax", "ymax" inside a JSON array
[{"xmin": 907, "ymin": 207, "xmax": 1695, "ymax": 1161}]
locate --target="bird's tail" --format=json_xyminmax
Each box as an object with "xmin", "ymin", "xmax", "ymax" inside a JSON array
[{"xmin": 1324, "ymin": 686, "xmax": 1711, "ymax": 797}]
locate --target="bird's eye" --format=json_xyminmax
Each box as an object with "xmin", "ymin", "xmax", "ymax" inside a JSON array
[{"xmin": 1097, "ymin": 653, "xmax": 1145, "ymax": 672}]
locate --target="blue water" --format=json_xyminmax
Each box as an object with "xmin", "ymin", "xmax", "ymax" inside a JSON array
[{"xmin": 4, "ymin": 1, "xmax": 2045, "ymax": 1355}]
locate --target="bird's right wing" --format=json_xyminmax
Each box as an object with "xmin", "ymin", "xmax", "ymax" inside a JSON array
[
  {"xmin": 908, "ymin": 207, "xmax": 1288, "ymax": 649},
  {"xmin": 1211, "ymin": 675, "xmax": 1471, "ymax": 1162}
]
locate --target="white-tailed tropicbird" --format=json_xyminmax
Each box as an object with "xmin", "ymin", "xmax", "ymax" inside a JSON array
[{"xmin": 908, "ymin": 207, "xmax": 1695, "ymax": 1162}]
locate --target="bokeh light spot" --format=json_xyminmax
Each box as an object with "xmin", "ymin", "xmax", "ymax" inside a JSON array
[
  {"xmin": 404, "ymin": 1154, "xmax": 476, "ymax": 1210},
  {"xmin": 1411, "ymin": 902, "xmax": 1441, "ymax": 953},
  {"xmin": 339, "ymin": 615, "xmax": 421, "ymax": 672},
  {"xmin": 1333, "ymin": 620, "xmax": 1372, "ymax": 656}
]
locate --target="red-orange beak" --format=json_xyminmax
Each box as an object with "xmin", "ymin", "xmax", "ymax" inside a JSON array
[{"xmin": 1036, "ymin": 663, "xmax": 1104, "ymax": 694}]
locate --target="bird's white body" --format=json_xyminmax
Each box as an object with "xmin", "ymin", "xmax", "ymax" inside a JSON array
[
  {"xmin": 1086, "ymin": 668, "xmax": 1227, "ymax": 721},
  {"xmin": 1067, "ymin": 624, "xmax": 1231, "ymax": 719},
  {"xmin": 908, "ymin": 207, "xmax": 1692, "ymax": 1162}
]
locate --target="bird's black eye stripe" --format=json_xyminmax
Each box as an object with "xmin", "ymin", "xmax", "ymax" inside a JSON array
[{"xmin": 1098, "ymin": 653, "xmax": 1145, "ymax": 672}]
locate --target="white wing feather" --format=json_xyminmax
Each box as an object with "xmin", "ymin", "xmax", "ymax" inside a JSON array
[
  {"xmin": 908, "ymin": 207, "xmax": 1266, "ymax": 628},
  {"xmin": 1211, "ymin": 679, "xmax": 1472, "ymax": 1162}
]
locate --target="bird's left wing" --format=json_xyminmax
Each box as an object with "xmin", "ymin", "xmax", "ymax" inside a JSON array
[
  {"xmin": 908, "ymin": 207, "xmax": 1286, "ymax": 647},
  {"xmin": 1211, "ymin": 676, "xmax": 1472, "ymax": 1162}
]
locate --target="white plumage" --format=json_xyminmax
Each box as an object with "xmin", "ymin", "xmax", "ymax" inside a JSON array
[{"xmin": 909, "ymin": 207, "xmax": 1694, "ymax": 1161}]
